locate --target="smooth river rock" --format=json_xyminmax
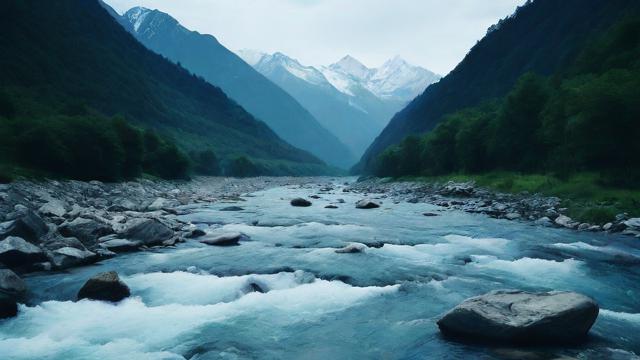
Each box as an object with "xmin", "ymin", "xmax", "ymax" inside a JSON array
[
  {"xmin": 437, "ymin": 290, "xmax": 599, "ymax": 344},
  {"xmin": 0, "ymin": 236, "xmax": 46, "ymax": 267},
  {"xmin": 290, "ymin": 198, "xmax": 312, "ymax": 207},
  {"xmin": 121, "ymin": 218, "xmax": 174, "ymax": 246},
  {"xmin": 356, "ymin": 199, "xmax": 380, "ymax": 209},
  {"xmin": 77, "ymin": 271, "xmax": 131, "ymax": 302},
  {"xmin": 0, "ymin": 268, "xmax": 27, "ymax": 319},
  {"xmin": 200, "ymin": 232, "xmax": 249, "ymax": 246}
]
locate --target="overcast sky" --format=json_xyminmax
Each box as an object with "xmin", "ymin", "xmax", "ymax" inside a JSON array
[{"xmin": 106, "ymin": 0, "xmax": 526, "ymax": 75}]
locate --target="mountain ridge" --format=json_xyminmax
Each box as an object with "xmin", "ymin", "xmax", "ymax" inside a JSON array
[{"xmin": 113, "ymin": 6, "xmax": 356, "ymax": 169}]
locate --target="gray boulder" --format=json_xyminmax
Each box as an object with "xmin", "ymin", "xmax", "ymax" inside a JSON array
[
  {"xmin": 99, "ymin": 239, "xmax": 142, "ymax": 253},
  {"xmin": 290, "ymin": 198, "xmax": 312, "ymax": 207},
  {"xmin": 356, "ymin": 199, "xmax": 380, "ymax": 209},
  {"xmin": 48, "ymin": 247, "xmax": 98, "ymax": 269},
  {"xmin": 0, "ymin": 209, "xmax": 48, "ymax": 243},
  {"xmin": 59, "ymin": 218, "xmax": 113, "ymax": 248},
  {"xmin": 38, "ymin": 200, "xmax": 67, "ymax": 218},
  {"xmin": 437, "ymin": 290, "xmax": 599, "ymax": 344},
  {"xmin": 0, "ymin": 236, "xmax": 46, "ymax": 267},
  {"xmin": 121, "ymin": 218, "xmax": 174, "ymax": 246},
  {"xmin": 555, "ymin": 215, "xmax": 578, "ymax": 229},
  {"xmin": 77, "ymin": 271, "xmax": 130, "ymax": 302},
  {"xmin": 220, "ymin": 206, "xmax": 244, "ymax": 212},
  {"xmin": 625, "ymin": 218, "xmax": 640, "ymax": 230},
  {"xmin": 0, "ymin": 268, "xmax": 27, "ymax": 319},
  {"xmin": 200, "ymin": 232, "xmax": 249, "ymax": 246}
]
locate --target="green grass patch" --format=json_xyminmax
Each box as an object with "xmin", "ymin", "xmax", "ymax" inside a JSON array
[{"xmin": 401, "ymin": 172, "xmax": 640, "ymax": 224}]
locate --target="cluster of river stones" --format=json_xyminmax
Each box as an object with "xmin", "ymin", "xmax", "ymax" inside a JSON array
[
  {"xmin": 0, "ymin": 176, "xmax": 629, "ymax": 347},
  {"xmin": 350, "ymin": 178, "xmax": 640, "ymax": 237}
]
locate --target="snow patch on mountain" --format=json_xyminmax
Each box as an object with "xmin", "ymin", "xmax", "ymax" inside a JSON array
[{"xmin": 124, "ymin": 7, "xmax": 151, "ymax": 32}]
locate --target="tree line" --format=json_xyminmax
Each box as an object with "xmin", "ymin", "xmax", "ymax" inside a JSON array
[{"xmin": 374, "ymin": 16, "xmax": 640, "ymax": 187}]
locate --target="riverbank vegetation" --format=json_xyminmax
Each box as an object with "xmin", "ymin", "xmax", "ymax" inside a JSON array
[{"xmin": 373, "ymin": 16, "xmax": 640, "ymax": 222}]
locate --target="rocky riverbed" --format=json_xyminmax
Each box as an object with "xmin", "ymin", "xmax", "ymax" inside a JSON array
[
  {"xmin": 0, "ymin": 176, "xmax": 639, "ymax": 359},
  {"xmin": 349, "ymin": 178, "xmax": 640, "ymax": 237}
]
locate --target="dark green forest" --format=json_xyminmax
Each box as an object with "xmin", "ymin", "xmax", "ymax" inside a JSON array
[
  {"xmin": 0, "ymin": 0, "xmax": 332, "ymax": 182},
  {"xmin": 373, "ymin": 16, "xmax": 640, "ymax": 187}
]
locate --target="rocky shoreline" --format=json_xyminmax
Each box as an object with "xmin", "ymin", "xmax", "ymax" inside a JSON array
[
  {"xmin": 0, "ymin": 176, "xmax": 325, "ymax": 317},
  {"xmin": 348, "ymin": 178, "xmax": 640, "ymax": 238}
]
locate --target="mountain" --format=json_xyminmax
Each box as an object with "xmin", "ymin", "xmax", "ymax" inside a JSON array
[
  {"xmin": 238, "ymin": 51, "xmax": 440, "ymax": 157},
  {"xmin": 356, "ymin": 0, "xmax": 640, "ymax": 173},
  {"xmin": 0, "ymin": 0, "xmax": 330, "ymax": 176},
  {"xmin": 111, "ymin": 6, "xmax": 355, "ymax": 169}
]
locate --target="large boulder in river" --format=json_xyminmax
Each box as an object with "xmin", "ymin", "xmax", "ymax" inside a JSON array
[
  {"xmin": 77, "ymin": 271, "xmax": 130, "ymax": 302},
  {"xmin": 356, "ymin": 199, "xmax": 380, "ymax": 209},
  {"xmin": 0, "ymin": 236, "xmax": 46, "ymax": 267},
  {"xmin": 200, "ymin": 232, "xmax": 249, "ymax": 246},
  {"xmin": 0, "ymin": 268, "xmax": 27, "ymax": 319},
  {"xmin": 121, "ymin": 218, "xmax": 174, "ymax": 246},
  {"xmin": 437, "ymin": 290, "xmax": 599, "ymax": 344},
  {"xmin": 290, "ymin": 198, "xmax": 312, "ymax": 207},
  {"xmin": 59, "ymin": 217, "xmax": 113, "ymax": 248},
  {"xmin": 0, "ymin": 209, "xmax": 48, "ymax": 243}
]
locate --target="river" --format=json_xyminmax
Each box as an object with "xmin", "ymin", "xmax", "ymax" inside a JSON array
[{"xmin": 1, "ymin": 180, "xmax": 639, "ymax": 359}]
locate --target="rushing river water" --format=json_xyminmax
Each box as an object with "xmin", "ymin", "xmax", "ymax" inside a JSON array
[{"xmin": 1, "ymin": 180, "xmax": 639, "ymax": 359}]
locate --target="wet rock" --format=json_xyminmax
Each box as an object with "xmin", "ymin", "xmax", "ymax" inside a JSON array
[
  {"xmin": 48, "ymin": 247, "xmax": 98, "ymax": 269},
  {"xmin": 0, "ymin": 236, "xmax": 46, "ymax": 267},
  {"xmin": 577, "ymin": 223, "xmax": 591, "ymax": 231},
  {"xmin": 423, "ymin": 212, "xmax": 440, "ymax": 217},
  {"xmin": 437, "ymin": 290, "xmax": 599, "ymax": 344},
  {"xmin": 290, "ymin": 198, "xmax": 312, "ymax": 207},
  {"xmin": 200, "ymin": 232, "xmax": 249, "ymax": 246},
  {"xmin": 0, "ymin": 268, "xmax": 27, "ymax": 319},
  {"xmin": 335, "ymin": 243, "xmax": 367, "ymax": 254},
  {"xmin": 38, "ymin": 200, "xmax": 67, "ymax": 218},
  {"xmin": 99, "ymin": 239, "xmax": 142, "ymax": 253},
  {"xmin": 325, "ymin": 205, "xmax": 339, "ymax": 209},
  {"xmin": 356, "ymin": 199, "xmax": 380, "ymax": 209},
  {"xmin": 555, "ymin": 215, "xmax": 578, "ymax": 229},
  {"xmin": 121, "ymin": 218, "xmax": 174, "ymax": 246},
  {"xmin": 59, "ymin": 217, "xmax": 113, "ymax": 248},
  {"xmin": 42, "ymin": 235, "xmax": 86, "ymax": 251},
  {"xmin": 0, "ymin": 209, "xmax": 48, "ymax": 243},
  {"xmin": 244, "ymin": 282, "xmax": 266, "ymax": 294},
  {"xmin": 625, "ymin": 218, "xmax": 640, "ymax": 230},
  {"xmin": 147, "ymin": 197, "xmax": 177, "ymax": 211},
  {"xmin": 186, "ymin": 229, "xmax": 206, "ymax": 238},
  {"xmin": 603, "ymin": 222, "xmax": 614, "ymax": 231},
  {"xmin": 535, "ymin": 217, "xmax": 554, "ymax": 227},
  {"xmin": 309, "ymin": 195, "xmax": 321, "ymax": 199},
  {"xmin": 220, "ymin": 206, "xmax": 244, "ymax": 212},
  {"xmin": 506, "ymin": 212, "xmax": 521, "ymax": 220},
  {"xmin": 77, "ymin": 271, "xmax": 131, "ymax": 302}
]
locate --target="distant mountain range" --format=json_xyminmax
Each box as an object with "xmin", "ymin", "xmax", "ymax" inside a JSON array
[
  {"xmin": 356, "ymin": 0, "xmax": 640, "ymax": 173},
  {"xmin": 238, "ymin": 51, "xmax": 440, "ymax": 157},
  {"xmin": 110, "ymin": 6, "xmax": 355, "ymax": 169},
  {"xmin": 0, "ymin": 0, "xmax": 330, "ymax": 176}
]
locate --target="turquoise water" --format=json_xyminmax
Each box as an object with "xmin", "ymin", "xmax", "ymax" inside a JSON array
[{"xmin": 1, "ymin": 181, "xmax": 639, "ymax": 359}]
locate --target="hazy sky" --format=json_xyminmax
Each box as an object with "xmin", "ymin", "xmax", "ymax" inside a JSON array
[{"xmin": 106, "ymin": 0, "xmax": 526, "ymax": 75}]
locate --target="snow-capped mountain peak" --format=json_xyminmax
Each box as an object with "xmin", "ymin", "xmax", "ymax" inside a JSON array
[
  {"xmin": 124, "ymin": 7, "xmax": 152, "ymax": 32},
  {"xmin": 236, "ymin": 49, "xmax": 267, "ymax": 66},
  {"xmin": 330, "ymin": 55, "xmax": 372, "ymax": 80},
  {"xmin": 256, "ymin": 52, "xmax": 328, "ymax": 87}
]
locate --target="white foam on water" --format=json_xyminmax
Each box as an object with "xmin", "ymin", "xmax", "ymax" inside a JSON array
[
  {"xmin": 125, "ymin": 271, "xmax": 308, "ymax": 306},
  {"xmin": 470, "ymin": 255, "xmax": 584, "ymax": 282},
  {"xmin": 601, "ymin": 309, "xmax": 640, "ymax": 324},
  {"xmin": 0, "ymin": 279, "xmax": 398, "ymax": 360},
  {"xmin": 371, "ymin": 235, "xmax": 508, "ymax": 265}
]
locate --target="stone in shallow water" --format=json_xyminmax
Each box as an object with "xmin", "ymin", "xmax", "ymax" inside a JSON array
[
  {"xmin": 335, "ymin": 243, "xmax": 367, "ymax": 254},
  {"xmin": 290, "ymin": 198, "xmax": 312, "ymax": 207},
  {"xmin": 200, "ymin": 232, "xmax": 249, "ymax": 246},
  {"xmin": 77, "ymin": 271, "xmax": 131, "ymax": 302},
  {"xmin": 0, "ymin": 268, "xmax": 26, "ymax": 319},
  {"xmin": 356, "ymin": 199, "xmax": 380, "ymax": 209},
  {"xmin": 437, "ymin": 290, "xmax": 599, "ymax": 344}
]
